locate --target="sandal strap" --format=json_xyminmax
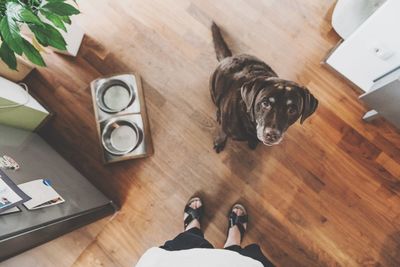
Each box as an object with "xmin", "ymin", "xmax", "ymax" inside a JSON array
[
  {"xmin": 229, "ymin": 211, "xmax": 248, "ymax": 239},
  {"xmin": 184, "ymin": 202, "xmax": 204, "ymax": 228}
]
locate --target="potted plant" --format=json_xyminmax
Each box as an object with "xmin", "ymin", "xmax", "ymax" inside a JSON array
[{"xmin": 0, "ymin": 0, "xmax": 80, "ymax": 81}]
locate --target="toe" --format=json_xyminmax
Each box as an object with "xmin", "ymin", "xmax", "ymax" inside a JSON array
[
  {"xmin": 236, "ymin": 208, "xmax": 243, "ymax": 216},
  {"xmin": 233, "ymin": 207, "xmax": 243, "ymax": 216},
  {"xmin": 189, "ymin": 199, "xmax": 202, "ymax": 210},
  {"xmin": 193, "ymin": 200, "xmax": 200, "ymax": 209},
  {"xmin": 232, "ymin": 206, "xmax": 247, "ymax": 229}
]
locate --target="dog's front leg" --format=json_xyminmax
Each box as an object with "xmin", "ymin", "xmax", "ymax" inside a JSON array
[{"xmin": 213, "ymin": 126, "xmax": 228, "ymax": 153}]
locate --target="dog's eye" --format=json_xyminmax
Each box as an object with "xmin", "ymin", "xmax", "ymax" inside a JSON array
[
  {"xmin": 288, "ymin": 106, "xmax": 297, "ymax": 115},
  {"xmin": 261, "ymin": 101, "xmax": 271, "ymax": 110}
]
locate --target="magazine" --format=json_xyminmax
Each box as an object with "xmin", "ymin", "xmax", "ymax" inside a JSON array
[{"xmin": 0, "ymin": 169, "xmax": 31, "ymax": 213}]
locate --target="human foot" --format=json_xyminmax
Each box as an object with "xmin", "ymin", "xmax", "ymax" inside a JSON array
[
  {"xmin": 184, "ymin": 197, "xmax": 204, "ymax": 231},
  {"xmin": 224, "ymin": 204, "xmax": 248, "ymax": 247}
]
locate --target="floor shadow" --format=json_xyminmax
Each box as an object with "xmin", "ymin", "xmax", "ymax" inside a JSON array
[
  {"xmin": 23, "ymin": 36, "xmax": 149, "ymax": 207},
  {"xmin": 379, "ymin": 232, "xmax": 400, "ymax": 267}
]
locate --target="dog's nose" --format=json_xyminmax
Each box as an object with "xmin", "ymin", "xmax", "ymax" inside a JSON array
[{"xmin": 265, "ymin": 130, "xmax": 281, "ymax": 142}]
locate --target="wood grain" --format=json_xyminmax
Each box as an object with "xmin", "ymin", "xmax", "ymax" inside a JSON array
[
  {"xmin": 7, "ymin": 0, "xmax": 400, "ymax": 266},
  {"xmin": 1, "ymin": 217, "xmax": 111, "ymax": 267}
]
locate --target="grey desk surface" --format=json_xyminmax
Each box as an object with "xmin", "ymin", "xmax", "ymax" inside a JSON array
[{"xmin": 0, "ymin": 125, "xmax": 112, "ymax": 237}]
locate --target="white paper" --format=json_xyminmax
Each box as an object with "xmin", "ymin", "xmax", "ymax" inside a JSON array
[{"xmin": 18, "ymin": 179, "xmax": 64, "ymax": 210}]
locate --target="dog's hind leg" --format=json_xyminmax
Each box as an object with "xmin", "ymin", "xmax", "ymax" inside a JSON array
[{"xmin": 213, "ymin": 127, "xmax": 228, "ymax": 153}]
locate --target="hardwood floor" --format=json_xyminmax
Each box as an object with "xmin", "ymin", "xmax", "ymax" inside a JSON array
[
  {"xmin": 6, "ymin": 0, "xmax": 400, "ymax": 266},
  {"xmin": 1, "ymin": 218, "xmax": 111, "ymax": 267}
]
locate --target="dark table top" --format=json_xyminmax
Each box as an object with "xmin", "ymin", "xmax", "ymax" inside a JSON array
[{"xmin": 0, "ymin": 125, "xmax": 112, "ymax": 238}]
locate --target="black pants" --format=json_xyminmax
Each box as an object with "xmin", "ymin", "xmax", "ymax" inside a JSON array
[{"xmin": 160, "ymin": 228, "xmax": 274, "ymax": 267}]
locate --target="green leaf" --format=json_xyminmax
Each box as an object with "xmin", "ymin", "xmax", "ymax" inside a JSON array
[
  {"xmin": 6, "ymin": 2, "xmax": 43, "ymax": 25},
  {"xmin": 40, "ymin": 10, "xmax": 66, "ymax": 31},
  {"xmin": 19, "ymin": 7, "xmax": 44, "ymax": 26},
  {"xmin": 29, "ymin": 22, "xmax": 67, "ymax": 50},
  {"xmin": 0, "ymin": 14, "xmax": 23, "ymax": 55},
  {"xmin": 42, "ymin": 2, "xmax": 80, "ymax": 16},
  {"xmin": 60, "ymin": 16, "xmax": 71, "ymax": 25},
  {"xmin": 44, "ymin": 0, "xmax": 78, "ymax": 4},
  {"xmin": 0, "ymin": 42, "xmax": 17, "ymax": 70},
  {"xmin": 21, "ymin": 38, "xmax": 45, "ymax": 66},
  {"xmin": 0, "ymin": 2, "xmax": 45, "ymax": 55}
]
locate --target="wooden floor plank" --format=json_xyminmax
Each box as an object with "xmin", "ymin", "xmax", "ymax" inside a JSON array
[{"xmin": 6, "ymin": 0, "xmax": 400, "ymax": 266}]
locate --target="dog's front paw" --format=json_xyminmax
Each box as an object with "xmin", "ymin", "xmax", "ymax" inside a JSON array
[
  {"xmin": 213, "ymin": 137, "xmax": 227, "ymax": 153},
  {"xmin": 248, "ymin": 140, "xmax": 259, "ymax": 150}
]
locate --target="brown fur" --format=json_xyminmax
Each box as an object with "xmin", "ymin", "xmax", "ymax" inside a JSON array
[{"xmin": 210, "ymin": 22, "xmax": 318, "ymax": 152}]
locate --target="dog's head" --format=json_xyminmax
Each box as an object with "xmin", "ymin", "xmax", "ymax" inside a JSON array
[{"xmin": 241, "ymin": 77, "xmax": 318, "ymax": 146}]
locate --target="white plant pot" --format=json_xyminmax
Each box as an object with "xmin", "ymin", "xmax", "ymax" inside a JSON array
[
  {"xmin": 0, "ymin": 56, "xmax": 34, "ymax": 82},
  {"xmin": 53, "ymin": 20, "xmax": 85, "ymax": 57},
  {"xmin": 21, "ymin": 18, "xmax": 85, "ymax": 57}
]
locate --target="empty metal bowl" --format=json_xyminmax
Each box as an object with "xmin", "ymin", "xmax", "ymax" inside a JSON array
[
  {"xmin": 101, "ymin": 119, "xmax": 142, "ymax": 155},
  {"xmin": 96, "ymin": 79, "xmax": 135, "ymax": 113}
]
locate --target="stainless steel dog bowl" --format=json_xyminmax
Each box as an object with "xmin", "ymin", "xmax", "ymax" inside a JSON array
[
  {"xmin": 96, "ymin": 79, "xmax": 135, "ymax": 113},
  {"xmin": 91, "ymin": 73, "xmax": 153, "ymax": 163},
  {"xmin": 101, "ymin": 119, "xmax": 142, "ymax": 155}
]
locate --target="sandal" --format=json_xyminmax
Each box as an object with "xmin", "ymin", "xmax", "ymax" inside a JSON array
[
  {"xmin": 228, "ymin": 203, "xmax": 248, "ymax": 241},
  {"xmin": 184, "ymin": 197, "xmax": 204, "ymax": 230}
]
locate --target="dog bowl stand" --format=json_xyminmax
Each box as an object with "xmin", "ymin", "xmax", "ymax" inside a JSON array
[{"xmin": 91, "ymin": 73, "xmax": 153, "ymax": 163}]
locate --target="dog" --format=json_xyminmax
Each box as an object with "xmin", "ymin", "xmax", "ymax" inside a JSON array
[{"xmin": 210, "ymin": 22, "xmax": 318, "ymax": 153}]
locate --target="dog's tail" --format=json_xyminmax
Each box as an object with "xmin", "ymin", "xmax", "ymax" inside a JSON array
[{"xmin": 211, "ymin": 22, "xmax": 232, "ymax": 61}]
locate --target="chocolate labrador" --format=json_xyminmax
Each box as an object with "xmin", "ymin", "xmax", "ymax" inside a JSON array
[{"xmin": 210, "ymin": 22, "xmax": 318, "ymax": 153}]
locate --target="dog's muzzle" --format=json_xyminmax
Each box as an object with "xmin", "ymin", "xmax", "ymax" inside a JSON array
[{"xmin": 257, "ymin": 126, "xmax": 283, "ymax": 146}]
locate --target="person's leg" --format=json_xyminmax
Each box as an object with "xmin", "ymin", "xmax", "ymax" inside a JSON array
[
  {"xmin": 224, "ymin": 244, "xmax": 242, "ymax": 252},
  {"xmin": 238, "ymin": 244, "xmax": 275, "ymax": 267},
  {"xmin": 224, "ymin": 205, "xmax": 248, "ymax": 248},
  {"xmin": 223, "ymin": 206, "xmax": 247, "ymax": 258},
  {"xmin": 223, "ymin": 204, "xmax": 274, "ymax": 267},
  {"xmin": 160, "ymin": 197, "xmax": 214, "ymax": 251}
]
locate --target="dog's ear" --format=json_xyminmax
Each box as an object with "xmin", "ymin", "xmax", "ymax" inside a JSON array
[
  {"xmin": 241, "ymin": 79, "xmax": 275, "ymax": 120},
  {"xmin": 300, "ymin": 87, "xmax": 318, "ymax": 124},
  {"xmin": 241, "ymin": 81, "xmax": 260, "ymax": 114}
]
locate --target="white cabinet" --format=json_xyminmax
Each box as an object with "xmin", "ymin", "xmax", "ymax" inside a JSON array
[
  {"xmin": 327, "ymin": 0, "xmax": 400, "ymax": 128},
  {"xmin": 360, "ymin": 79, "xmax": 400, "ymax": 128},
  {"xmin": 327, "ymin": 0, "xmax": 400, "ymax": 92}
]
